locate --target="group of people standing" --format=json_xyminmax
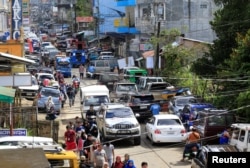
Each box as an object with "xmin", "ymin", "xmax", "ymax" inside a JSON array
[{"xmin": 64, "ymin": 116, "xmax": 149, "ymax": 168}]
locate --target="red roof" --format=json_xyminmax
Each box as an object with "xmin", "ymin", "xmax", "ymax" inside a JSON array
[{"xmin": 76, "ymin": 17, "xmax": 94, "ymax": 23}]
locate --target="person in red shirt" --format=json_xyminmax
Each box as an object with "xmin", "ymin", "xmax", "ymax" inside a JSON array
[{"xmin": 64, "ymin": 125, "xmax": 77, "ymax": 150}]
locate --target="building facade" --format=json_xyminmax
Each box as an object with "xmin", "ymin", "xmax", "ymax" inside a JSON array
[
  {"xmin": 0, "ymin": 0, "xmax": 8, "ymax": 40},
  {"xmin": 135, "ymin": 0, "xmax": 218, "ymax": 42}
]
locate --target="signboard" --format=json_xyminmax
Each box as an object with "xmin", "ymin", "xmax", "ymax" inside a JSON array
[
  {"xmin": 12, "ymin": 0, "xmax": 22, "ymax": 40},
  {"xmin": 0, "ymin": 129, "xmax": 27, "ymax": 137},
  {"xmin": 117, "ymin": 56, "xmax": 135, "ymax": 69},
  {"xmin": 22, "ymin": 1, "xmax": 29, "ymax": 15},
  {"xmin": 140, "ymin": 43, "xmax": 153, "ymax": 51},
  {"xmin": 0, "ymin": 75, "xmax": 32, "ymax": 87},
  {"xmin": 23, "ymin": 17, "xmax": 30, "ymax": 25}
]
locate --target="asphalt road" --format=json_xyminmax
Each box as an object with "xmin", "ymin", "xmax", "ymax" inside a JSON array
[{"xmin": 24, "ymin": 68, "xmax": 191, "ymax": 168}]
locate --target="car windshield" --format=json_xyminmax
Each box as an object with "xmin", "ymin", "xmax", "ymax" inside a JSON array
[
  {"xmin": 157, "ymin": 119, "xmax": 181, "ymax": 126},
  {"xmin": 41, "ymin": 88, "xmax": 60, "ymax": 97},
  {"xmin": 106, "ymin": 108, "xmax": 134, "ymax": 118},
  {"xmin": 149, "ymin": 83, "xmax": 169, "ymax": 90},
  {"xmin": 39, "ymin": 75, "xmax": 54, "ymax": 80},
  {"xmin": 84, "ymin": 95, "xmax": 109, "ymax": 106},
  {"xmin": 176, "ymin": 98, "xmax": 198, "ymax": 106},
  {"xmin": 42, "ymin": 43, "xmax": 50, "ymax": 47},
  {"xmin": 132, "ymin": 95, "xmax": 154, "ymax": 103},
  {"xmin": 117, "ymin": 84, "xmax": 137, "ymax": 92}
]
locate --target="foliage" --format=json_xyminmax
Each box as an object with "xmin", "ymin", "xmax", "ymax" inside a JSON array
[
  {"xmin": 236, "ymin": 91, "xmax": 250, "ymax": 122},
  {"xmin": 190, "ymin": 0, "xmax": 250, "ymax": 121},
  {"xmin": 76, "ymin": 0, "xmax": 93, "ymax": 17}
]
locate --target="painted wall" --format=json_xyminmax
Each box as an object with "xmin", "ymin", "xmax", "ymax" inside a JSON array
[{"xmin": 93, "ymin": 0, "xmax": 126, "ymax": 33}]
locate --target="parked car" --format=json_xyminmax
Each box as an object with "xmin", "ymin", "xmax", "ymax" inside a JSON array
[
  {"xmin": 18, "ymin": 75, "xmax": 39, "ymax": 101},
  {"xmin": 137, "ymin": 76, "xmax": 165, "ymax": 91},
  {"xmin": 35, "ymin": 73, "xmax": 58, "ymax": 88},
  {"xmin": 56, "ymin": 40, "xmax": 67, "ymax": 51},
  {"xmin": 191, "ymin": 145, "xmax": 239, "ymax": 168},
  {"xmin": 145, "ymin": 114, "xmax": 186, "ymax": 145},
  {"xmin": 97, "ymin": 72, "xmax": 120, "ymax": 91},
  {"xmin": 36, "ymin": 86, "xmax": 62, "ymax": 114},
  {"xmin": 96, "ymin": 103, "xmax": 141, "ymax": 145},
  {"xmin": 38, "ymin": 67, "xmax": 53, "ymax": 74},
  {"xmin": 168, "ymin": 96, "xmax": 200, "ymax": 115}
]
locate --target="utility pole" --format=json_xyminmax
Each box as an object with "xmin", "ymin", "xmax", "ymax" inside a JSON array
[
  {"xmin": 97, "ymin": 0, "xmax": 100, "ymax": 48},
  {"xmin": 154, "ymin": 21, "xmax": 161, "ymax": 75}
]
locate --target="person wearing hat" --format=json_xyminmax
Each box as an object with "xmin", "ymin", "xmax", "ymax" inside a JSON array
[{"xmin": 181, "ymin": 126, "xmax": 200, "ymax": 161}]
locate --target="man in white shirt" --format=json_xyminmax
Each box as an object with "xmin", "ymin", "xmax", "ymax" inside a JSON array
[{"xmin": 103, "ymin": 142, "xmax": 115, "ymax": 168}]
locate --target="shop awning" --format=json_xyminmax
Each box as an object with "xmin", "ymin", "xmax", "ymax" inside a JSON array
[
  {"xmin": 142, "ymin": 50, "xmax": 154, "ymax": 58},
  {"xmin": 0, "ymin": 52, "xmax": 36, "ymax": 64},
  {"xmin": 0, "ymin": 86, "xmax": 16, "ymax": 103}
]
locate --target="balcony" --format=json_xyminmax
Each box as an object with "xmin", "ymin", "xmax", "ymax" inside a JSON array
[
  {"xmin": 137, "ymin": 0, "xmax": 166, "ymax": 4},
  {"xmin": 135, "ymin": 17, "xmax": 156, "ymax": 33},
  {"xmin": 116, "ymin": 0, "xmax": 136, "ymax": 6}
]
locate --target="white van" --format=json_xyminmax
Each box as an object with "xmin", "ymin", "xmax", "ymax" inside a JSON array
[
  {"xmin": 137, "ymin": 76, "xmax": 165, "ymax": 90},
  {"xmin": 80, "ymin": 85, "xmax": 110, "ymax": 116}
]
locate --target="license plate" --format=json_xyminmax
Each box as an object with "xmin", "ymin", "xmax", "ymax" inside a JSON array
[
  {"xmin": 166, "ymin": 131, "xmax": 175, "ymax": 134},
  {"xmin": 118, "ymin": 130, "xmax": 128, "ymax": 134},
  {"xmin": 140, "ymin": 106, "xmax": 147, "ymax": 109},
  {"xmin": 26, "ymin": 93, "xmax": 33, "ymax": 96}
]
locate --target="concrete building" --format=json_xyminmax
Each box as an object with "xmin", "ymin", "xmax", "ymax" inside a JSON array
[
  {"xmin": 0, "ymin": 0, "xmax": 8, "ymax": 40},
  {"xmin": 93, "ymin": 0, "xmax": 127, "ymax": 34},
  {"xmin": 135, "ymin": 0, "xmax": 218, "ymax": 42}
]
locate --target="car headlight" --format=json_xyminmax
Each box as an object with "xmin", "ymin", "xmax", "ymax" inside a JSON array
[
  {"xmin": 105, "ymin": 123, "xmax": 112, "ymax": 128},
  {"xmin": 134, "ymin": 123, "xmax": 139, "ymax": 127}
]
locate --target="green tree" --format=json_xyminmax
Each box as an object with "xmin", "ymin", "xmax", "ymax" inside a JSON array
[
  {"xmin": 191, "ymin": 0, "xmax": 250, "ymax": 110},
  {"xmin": 76, "ymin": 0, "xmax": 93, "ymax": 16}
]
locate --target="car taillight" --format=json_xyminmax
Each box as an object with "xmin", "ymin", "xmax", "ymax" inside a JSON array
[
  {"xmin": 154, "ymin": 129, "xmax": 161, "ymax": 134},
  {"xmin": 181, "ymin": 129, "xmax": 186, "ymax": 134}
]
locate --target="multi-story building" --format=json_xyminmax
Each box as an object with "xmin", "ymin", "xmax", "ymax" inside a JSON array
[
  {"xmin": 93, "ymin": 0, "xmax": 127, "ymax": 34},
  {"xmin": 0, "ymin": 0, "xmax": 8, "ymax": 41},
  {"xmin": 135, "ymin": 0, "xmax": 218, "ymax": 42}
]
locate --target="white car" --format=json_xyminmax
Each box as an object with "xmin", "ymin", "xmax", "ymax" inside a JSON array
[
  {"xmin": 35, "ymin": 73, "xmax": 59, "ymax": 88},
  {"xmin": 145, "ymin": 114, "xmax": 187, "ymax": 144},
  {"xmin": 96, "ymin": 103, "xmax": 141, "ymax": 145}
]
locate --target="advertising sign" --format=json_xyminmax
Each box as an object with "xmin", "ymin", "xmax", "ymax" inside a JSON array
[
  {"xmin": 12, "ymin": 0, "xmax": 22, "ymax": 40},
  {"xmin": 0, "ymin": 129, "xmax": 27, "ymax": 137}
]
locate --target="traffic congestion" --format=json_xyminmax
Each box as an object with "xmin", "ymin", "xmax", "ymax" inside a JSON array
[{"xmin": 0, "ymin": 28, "xmax": 249, "ymax": 168}]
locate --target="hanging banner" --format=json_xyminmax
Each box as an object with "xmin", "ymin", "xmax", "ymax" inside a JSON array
[{"xmin": 12, "ymin": 0, "xmax": 22, "ymax": 40}]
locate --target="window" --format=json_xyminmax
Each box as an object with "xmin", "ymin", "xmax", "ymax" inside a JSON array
[
  {"xmin": 106, "ymin": 108, "xmax": 134, "ymax": 118},
  {"xmin": 84, "ymin": 95, "xmax": 109, "ymax": 106},
  {"xmin": 148, "ymin": 117, "xmax": 155, "ymax": 124},
  {"xmin": 239, "ymin": 130, "xmax": 246, "ymax": 142},
  {"xmin": 96, "ymin": 61, "xmax": 104, "ymax": 67},
  {"xmin": 200, "ymin": 4, "xmax": 207, "ymax": 9},
  {"xmin": 157, "ymin": 119, "xmax": 181, "ymax": 126},
  {"xmin": 41, "ymin": 89, "xmax": 60, "ymax": 97},
  {"xmin": 208, "ymin": 115, "xmax": 226, "ymax": 126},
  {"xmin": 198, "ymin": 114, "xmax": 205, "ymax": 126}
]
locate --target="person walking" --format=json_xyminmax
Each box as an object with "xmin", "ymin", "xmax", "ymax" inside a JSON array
[
  {"xmin": 112, "ymin": 156, "xmax": 123, "ymax": 168},
  {"xmin": 122, "ymin": 154, "xmax": 130, "ymax": 168},
  {"xmin": 103, "ymin": 142, "xmax": 115, "ymax": 168},
  {"xmin": 79, "ymin": 64, "xmax": 85, "ymax": 80},
  {"xmin": 149, "ymin": 103, "xmax": 161, "ymax": 116},
  {"xmin": 124, "ymin": 160, "xmax": 136, "ymax": 168},
  {"xmin": 94, "ymin": 144, "xmax": 107, "ymax": 168},
  {"xmin": 64, "ymin": 125, "xmax": 77, "ymax": 151}
]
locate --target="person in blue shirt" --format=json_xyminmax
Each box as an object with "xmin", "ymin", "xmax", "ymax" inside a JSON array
[
  {"xmin": 88, "ymin": 64, "xmax": 95, "ymax": 73},
  {"xmin": 219, "ymin": 127, "xmax": 231, "ymax": 144},
  {"xmin": 150, "ymin": 103, "xmax": 161, "ymax": 116}
]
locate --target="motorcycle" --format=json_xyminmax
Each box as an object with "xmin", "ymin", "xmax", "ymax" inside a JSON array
[{"xmin": 183, "ymin": 143, "xmax": 200, "ymax": 160}]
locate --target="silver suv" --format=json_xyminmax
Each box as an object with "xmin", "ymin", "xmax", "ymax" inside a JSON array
[{"xmin": 96, "ymin": 103, "xmax": 141, "ymax": 145}]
